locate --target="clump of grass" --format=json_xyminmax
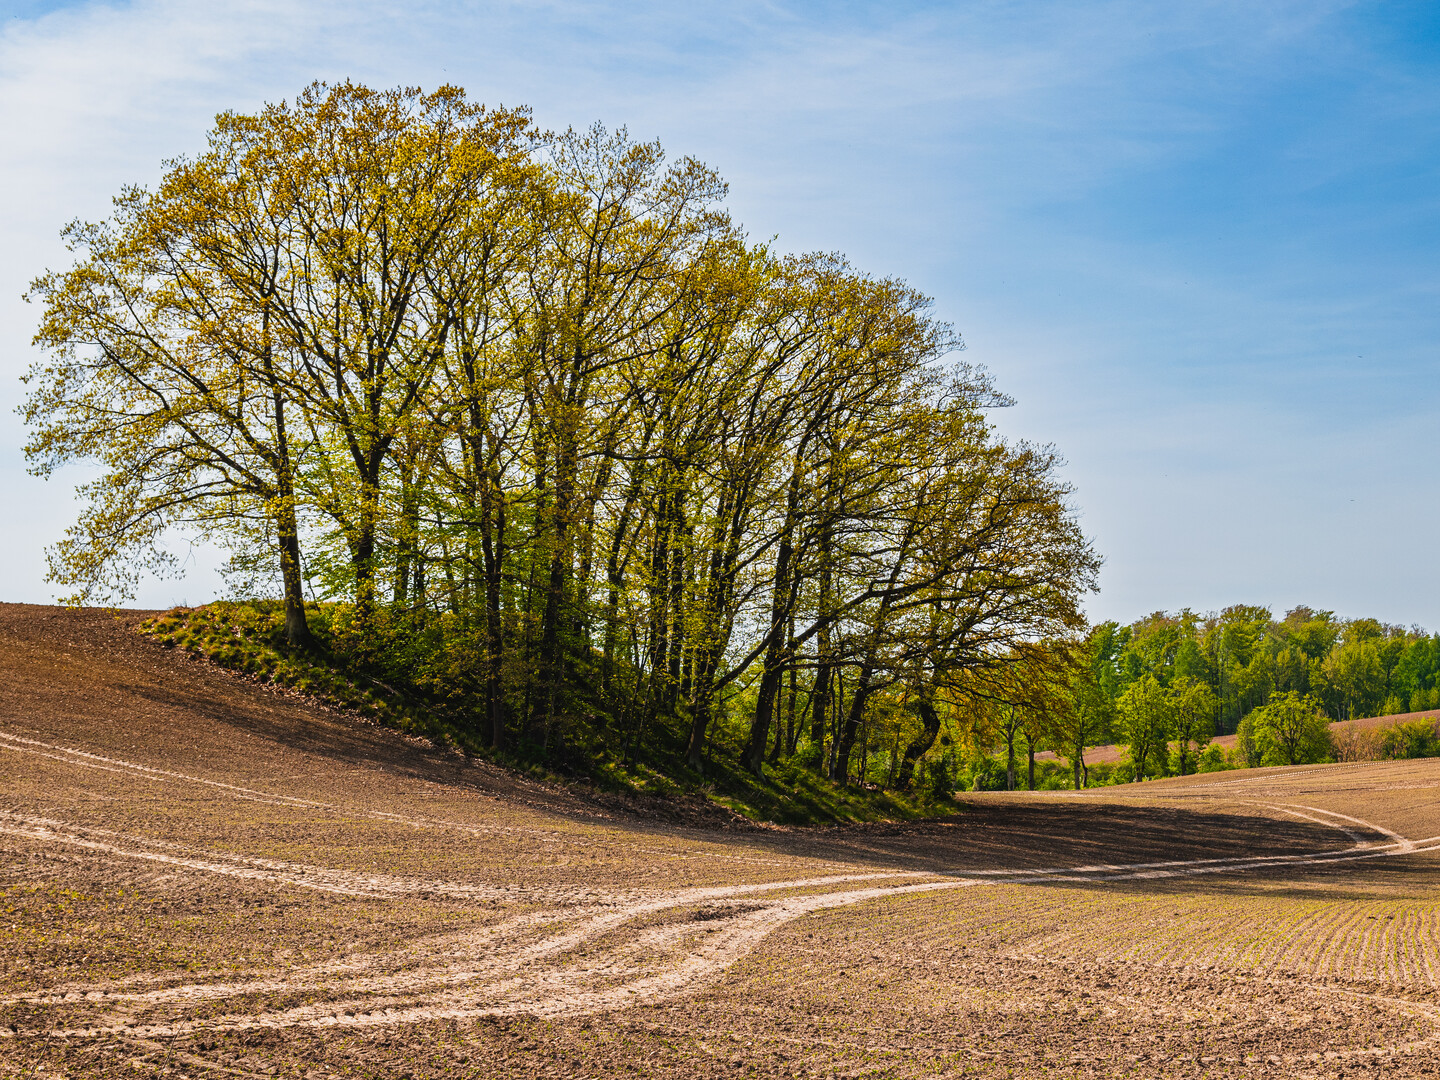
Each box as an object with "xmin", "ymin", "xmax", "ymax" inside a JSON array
[{"xmin": 140, "ymin": 602, "xmax": 457, "ymax": 747}]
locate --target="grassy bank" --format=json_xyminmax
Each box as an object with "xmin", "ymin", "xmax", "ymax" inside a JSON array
[{"xmin": 139, "ymin": 601, "xmax": 956, "ymax": 826}]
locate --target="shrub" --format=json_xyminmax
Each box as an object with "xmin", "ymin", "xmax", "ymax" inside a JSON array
[
  {"xmin": 1379, "ymin": 718, "xmax": 1440, "ymax": 759},
  {"xmin": 1195, "ymin": 743, "xmax": 1237, "ymax": 773},
  {"xmin": 1033, "ymin": 759, "xmax": 1073, "ymax": 790},
  {"xmin": 791, "ymin": 743, "xmax": 824, "ymax": 771},
  {"xmin": 955, "ymin": 753, "xmax": 1006, "ymax": 792},
  {"xmin": 1085, "ymin": 762, "xmax": 1120, "ymax": 787},
  {"xmin": 923, "ymin": 754, "xmax": 957, "ymax": 801},
  {"xmin": 1411, "ymin": 687, "xmax": 1440, "ymax": 712},
  {"xmin": 1332, "ymin": 724, "xmax": 1379, "ymax": 762}
]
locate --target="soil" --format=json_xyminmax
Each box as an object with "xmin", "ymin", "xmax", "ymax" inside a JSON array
[{"xmin": 4, "ymin": 603, "xmax": 1440, "ymax": 1077}]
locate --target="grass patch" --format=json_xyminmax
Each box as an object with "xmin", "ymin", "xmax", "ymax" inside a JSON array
[{"xmin": 141, "ymin": 601, "xmax": 448, "ymax": 743}]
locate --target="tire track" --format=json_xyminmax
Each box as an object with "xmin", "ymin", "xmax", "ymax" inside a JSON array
[
  {"xmin": 0, "ymin": 810, "xmax": 914, "ymax": 911},
  {"xmin": 6, "ymin": 810, "xmax": 1440, "ymax": 1040}
]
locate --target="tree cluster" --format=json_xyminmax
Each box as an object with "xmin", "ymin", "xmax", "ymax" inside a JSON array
[
  {"xmin": 24, "ymin": 82, "xmax": 1099, "ymax": 783},
  {"xmin": 1235, "ymin": 690, "xmax": 1332, "ymax": 767}
]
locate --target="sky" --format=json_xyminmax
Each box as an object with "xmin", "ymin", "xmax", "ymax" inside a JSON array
[{"xmin": 2, "ymin": 0, "xmax": 1439, "ymax": 627}]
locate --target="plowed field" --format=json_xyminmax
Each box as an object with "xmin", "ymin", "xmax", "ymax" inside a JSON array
[{"xmin": 4, "ymin": 605, "xmax": 1440, "ymax": 1078}]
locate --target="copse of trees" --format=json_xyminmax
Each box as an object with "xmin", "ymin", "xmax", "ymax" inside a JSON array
[{"xmin": 25, "ymin": 82, "xmax": 1099, "ymax": 789}]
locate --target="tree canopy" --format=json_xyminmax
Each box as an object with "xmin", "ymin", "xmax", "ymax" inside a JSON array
[{"xmin": 25, "ymin": 81, "xmax": 1099, "ymax": 783}]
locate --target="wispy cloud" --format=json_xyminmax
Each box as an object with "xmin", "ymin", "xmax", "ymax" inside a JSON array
[{"xmin": 2, "ymin": 0, "xmax": 1436, "ymax": 620}]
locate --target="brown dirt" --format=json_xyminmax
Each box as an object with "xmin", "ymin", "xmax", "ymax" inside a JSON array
[{"xmin": 4, "ymin": 604, "xmax": 1440, "ymax": 1077}]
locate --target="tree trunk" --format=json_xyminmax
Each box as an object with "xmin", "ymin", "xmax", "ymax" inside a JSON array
[
  {"xmin": 537, "ymin": 380, "xmax": 583, "ymax": 748},
  {"xmin": 747, "ymin": 654, "xmax": 785, "ymax": 775},
  {"xmin": 767, "ymin": 647, "xmax": 793, "ymax": 765},
  {"xmin": 832, "ymin": 665, "xmax": 874, "ymax": 785},
  {"xmin": 809, "ymin": 663, "xmax": 831, "ymax": 762},
  {"xmin": 600, "ymin": 501, "xmax": 636, "ymax": 703},
  {"xmin": 827, "ymin": 669, "xmax": 845, "ymax": 778},
  {"xmin": 744, "ymin": 473, "xmax": 801, "ymax": 775},
  {"xmin": 392, "ymin": 476, "xmax": 420, "ymax": 610},
  {"xmin": 645, "ymin": 485, "xmax": 672, "ymax": 742},
  {"xmin": 685, "ymin": 657, "xmax": 717, "ymax": 768},
  {"xmin": 482, "ymin": 479, "xmax": 507, "ymax": 751},
  {"xmin": 809, "ymin": 545, "xmax": 833, "ymax": 754},
  {"xmin": 897, "ymin": 692, "xmax": 940, "ymax": 791},
  {"xmin": 684, "ymin": 627, "xmax": 735, "ymax": 770},
  {"xmin": 769, "ymin": 683, "xmax": 784, "ymax": 762},
  {"xmin": 829, "ymin": 514, "xmax": 911, "ymax": 784},
  {"xmin": 351, "ymin": 480, "xmax": 381, "ymax": 647},
  {"xmin": 268, "ymin": 386, "xmax": 314, "ymax": 653},
  {"xmin": 411, "ymin": 557, "xmax": 426, "ymax": 629},
  {"xmin": 1005, "ymin": 711, "xmax": 1017, "ymax": 791},
  {"xmin": 784, "ymin": 643, "xmax": 798, "ymax": 754},
  {"xmin": 682, "ymin": 514, "xmax": 744, "ymax": 769},
  {"xmin": 277, "ymin": 512, "xmax": 314, "ymax": 652},
  {"xmin": 665, "ymin": 493, "xmax": 688, "ymax": 716}
]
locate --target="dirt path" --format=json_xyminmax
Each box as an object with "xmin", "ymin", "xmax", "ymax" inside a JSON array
[{"xmin": 5, "ymin": 604, "xmax": 1440, "ymax": 1078}]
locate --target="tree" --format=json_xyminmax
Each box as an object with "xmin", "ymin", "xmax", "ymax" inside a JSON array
[
  {"xmin": 1319, "ymin": 640, "xmax": 1384, "ymax": 721},
  {"xmin": 1168, "ymin": 676, "xmax": 1216, "ymax": 776},
  {"xmin": 1117, "ymin": 674, "xmax": 1171, "ymax": 781},
  {"xmin": 1053, "ymin": 632, "xmax": 1115, "ymax": 789},
  {"xmin": 26, "ymin": 167, "xmax": 322, "ymax": 643},
  {"xmin": 267, "ymin": 85, "xmax": 534, "ymax": 644},
  {"xmin": 1242, "ymin": 691, "xmax": 1331, "ymax": 766},
  {"xmin": 957, "ymin": 643, "xmax": 1069, "ymax": 791},
  {"xmin": 25, "ymin": 81, "xmax": 535, "ymax": 650}
]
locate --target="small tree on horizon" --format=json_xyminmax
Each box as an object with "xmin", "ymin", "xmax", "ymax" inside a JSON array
[
  {"xmin": 1243, "ymin": 690, "xmax": 1332, "ymax": 766},
  {"xmin": 1169, "ymin": 676, "xmax": 1217, "ymax": 776},
  {"xmin": 1118, "ymin": 674, "xmax": 1171, "ymax": 781}
]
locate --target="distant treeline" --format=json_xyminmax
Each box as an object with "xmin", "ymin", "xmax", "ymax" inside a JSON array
[
  {"xmin": 922, "ymin": 604, "xmax": 1440, "ymax": 793},
  {"xmin": 1091, "ymin": 605, "xmax": 1440, "ymax": 732}
]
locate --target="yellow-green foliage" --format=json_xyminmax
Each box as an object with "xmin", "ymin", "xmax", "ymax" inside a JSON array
[{"xmin": 140, "ymin": 601, "xmax": 443, "ymax": 742}]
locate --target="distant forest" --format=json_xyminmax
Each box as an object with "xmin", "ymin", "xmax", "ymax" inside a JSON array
[
  {"xmin": 1091, "ymin": 605, "xmax": 1440, "ymax": 734},
  {"xmin": 920, "ymin": 605, "xmax": 1440, "ymax": 794}
]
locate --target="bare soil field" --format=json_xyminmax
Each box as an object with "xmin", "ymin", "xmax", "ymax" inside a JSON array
[{"xmin": 5, "ymin": 605, "xmax": 1440, "ymax": 1078}]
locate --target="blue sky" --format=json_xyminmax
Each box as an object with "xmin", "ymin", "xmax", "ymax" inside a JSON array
[{"xmin": 2, "ymin": 0, "xmax": 1438, "ymax": 627}]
